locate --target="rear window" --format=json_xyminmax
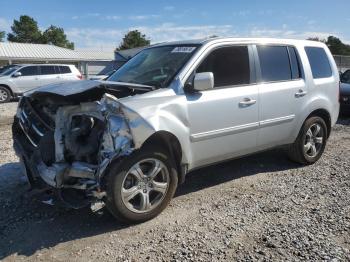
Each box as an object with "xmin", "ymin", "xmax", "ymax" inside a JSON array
[
  {"xmin": 257, "ymin": 46, "xmax": 291, "ymax": 82},
  {"xmin": 59, "ymin": 66, "xmax": 71, "ymax": 74},
  {"xmin": 305, "ymin": 47, "xmax": 332, "ymax": 79},
  {"xmin": 40, "ymin": 66, "xmax": 56, "ymax": 75},
  {"xmin": 197, "ymin": 46, "xmax": 251, "ymax": 87}
]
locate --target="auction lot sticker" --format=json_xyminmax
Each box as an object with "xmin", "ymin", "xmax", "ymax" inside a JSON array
[{"xmin": 171, "ymin": 47, "xmax": 196, "ymax": 53}]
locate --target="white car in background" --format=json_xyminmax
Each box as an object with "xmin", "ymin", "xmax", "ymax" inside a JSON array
[{"xmin": 0, "ymin": 64, "xmax": 82, "ymax": 103}]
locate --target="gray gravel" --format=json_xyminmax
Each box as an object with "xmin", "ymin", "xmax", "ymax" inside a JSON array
[
  {"xmin": 0, "ymin": 102, "xmax": 18, "ymax": 125},
  {"xmin": 0, "ymin": 102, "xmax": 349, "ymax": 261}
]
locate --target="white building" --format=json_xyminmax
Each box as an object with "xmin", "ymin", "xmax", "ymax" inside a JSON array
[{"xmin": 0, "ymin": 42, "xmax": 115, "ymax": 78}]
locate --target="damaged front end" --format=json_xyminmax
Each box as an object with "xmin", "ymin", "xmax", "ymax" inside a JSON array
[{"xmin": 12, "ymin": 81, "xmax": 154, "ymax": 211}]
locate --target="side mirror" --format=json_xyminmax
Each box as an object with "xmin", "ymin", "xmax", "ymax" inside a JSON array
[
  {"xmin": 12, "ymin": 72, "xmax": 22, "ymax": 78},
  {"xmin": 193, "ymin": 72, "xmax": 214, "ymax": 91}
]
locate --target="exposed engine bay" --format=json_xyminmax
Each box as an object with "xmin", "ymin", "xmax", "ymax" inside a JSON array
[{"xmin": 12, "ymin": 80, "xmax": 155, "ymax": 210}]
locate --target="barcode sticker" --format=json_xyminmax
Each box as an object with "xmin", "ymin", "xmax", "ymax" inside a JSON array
[{"xmin": 171, "ymin": 47, "xmax": 196, "ymax": 53}]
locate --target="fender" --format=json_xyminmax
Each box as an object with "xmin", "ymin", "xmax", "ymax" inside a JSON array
[{"xmin": 118, "ymin": 88, "xmax": 192, "ymax": 166}]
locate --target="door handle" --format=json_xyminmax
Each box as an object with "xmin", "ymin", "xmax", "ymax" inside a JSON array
[
  {"xmin": 295, "ymin": 89, "xmax": 307, "ymax": 98},
  {"xmin": 239, "ymin": 98, "xmax": 257, "ymax": 107}
]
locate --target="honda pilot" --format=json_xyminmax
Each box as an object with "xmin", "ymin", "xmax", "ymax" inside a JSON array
[{"xmin": 12, "ymin": 38, "xmax": 339, "ymax": 223}]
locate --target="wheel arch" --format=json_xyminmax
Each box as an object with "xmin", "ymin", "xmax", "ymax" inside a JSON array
[
  {"xmin": 306, "ymin": 108, "xmax": 332, "ymax": 138},
  {"xmin": 0, "ymin": 84, "xmax": 14, "ymax": 96},
  {"xmin": 141, "ymin": 130, "xmax": 185, "ymax": 184}
]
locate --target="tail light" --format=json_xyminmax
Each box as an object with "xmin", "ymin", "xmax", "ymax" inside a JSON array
[{"xmin": 77, "ymin": 74, "xmax": 83, "ymax": 80}]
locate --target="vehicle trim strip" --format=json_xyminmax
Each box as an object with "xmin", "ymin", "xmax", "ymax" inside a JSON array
[
  {"xmin": 259, "ymin": 114, "xmax": 295, "ymax": 127},
  {"xmin": 190, "ymin": 114, "xmax": 295, "ymax": 142},
  {"xmin": 190, "ymin": 122, "xmax": 260, "ymax": 142}
]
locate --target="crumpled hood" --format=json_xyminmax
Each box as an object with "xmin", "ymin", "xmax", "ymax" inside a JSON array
[
  {"xmin": 24, "ymin": 80, "xmax": 155, "ymax": 105},
  {"xmin": 340, "ymin": 82, "xmax": 350, "ymax": 96},
  {"xmin": 25, "ymin": 80, "xmax": 101, "ymax": 97}
]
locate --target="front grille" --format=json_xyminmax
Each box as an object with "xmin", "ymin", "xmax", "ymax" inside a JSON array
[{"xmin": 18, "ymin": 98, "xmax": 53, "ymax": 147}]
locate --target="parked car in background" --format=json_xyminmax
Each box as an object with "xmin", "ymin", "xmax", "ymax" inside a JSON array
[
  {"xmin": 0, "ymin": 64, "xmax": 82, "ymax": 103},
  {"xmin": 13, "ymin": 38, "xmax": 339, "ymax": 223},
  {"xmin": 89, "ymin": 69, "xmax": 117, "ymax": 81},
  {"xmin": 340, "ymin": 69, "xmax": 350, "ymax": 114}
]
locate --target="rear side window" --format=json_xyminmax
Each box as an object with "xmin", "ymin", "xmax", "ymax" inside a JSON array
[
  {"xmin": 305, "ymin": 47, "xmax": 332, "ymax": 79},
  {"xmin": 59, "ymin": 66, "xmax": 71, "ymax": 74},
  {"xmin": 40, "ymin": 66, "xmax": 56, "ymax": 75},
  {"xmin": 257, "ymin": 46, "xmax": 291, "ymax": 82},
  {"xmin": 18, "ymin": 66, "xmax": 39, "ymax": 76},
  {"xmin": 197, "ymin": 46, "xmax": 250, "ymax": 87}
]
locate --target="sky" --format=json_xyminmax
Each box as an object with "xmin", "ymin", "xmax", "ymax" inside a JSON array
[{"xmin": 0, "ymin": 0, "xmax": 349, "ymax": 52}]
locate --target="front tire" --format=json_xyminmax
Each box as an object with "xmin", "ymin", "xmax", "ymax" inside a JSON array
[
  {"xmin": 0, "ymin": 86, "xmax": 11, "ymax": 103},
  {"xmin": 105, "ymin": 146, "xmax": 178, "ymax": 223},
  {"xmin": 288, "ymin": 116, "xmax": 328, "ymax": 164}
]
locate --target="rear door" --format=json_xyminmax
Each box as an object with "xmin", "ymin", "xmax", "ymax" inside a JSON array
[
  {"xmin": 13, "ymin": 66, "xmax": 41, "ymax": 92},
  {"xmin": 58, "ymin": 65, "xmax": 75, "ymax": 81},
  {"xmin": 186, "ymin": 45, "xmax": 259, "ymax": 168},
  {"xmin": 39, "ymin": 65, "xmax": 61, "ymax": 86},
  {"xmin": 255, "ymin": 45, "xmax": 306, "ymax": 148}
]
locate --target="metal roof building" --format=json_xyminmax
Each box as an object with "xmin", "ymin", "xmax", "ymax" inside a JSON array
[{"xmin": 0, "ymin": 42, "xmax": 115, "ymax": 77}]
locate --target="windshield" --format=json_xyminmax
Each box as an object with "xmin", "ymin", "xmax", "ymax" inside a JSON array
[
  {"xmin": 108, "ymin": 45, "xmax": 199, "ymax": 88},
  {"xmin": 0, "ymin": 66, "xmax": 20, "ymax": 76},
  {"xmin": 341, "ymin": 70, "xmax": 350, "ymax": 84}
]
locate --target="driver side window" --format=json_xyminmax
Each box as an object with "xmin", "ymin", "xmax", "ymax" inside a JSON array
[
  {"xmin": 197, "ymin": 46, "xmax": 251, "ymax": 88},
  {"xmin": 18, "ymin": 66, "xmax": 39, "ymax": 76}
]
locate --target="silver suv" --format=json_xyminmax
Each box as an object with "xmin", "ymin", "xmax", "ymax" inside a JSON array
[
  {"xmin": 13, "ymin": 38, "xmax": 339, "ymax": 223},
  {"xmin": 0, "ymin": 64, "xmax": 82, "ymax": 103}
]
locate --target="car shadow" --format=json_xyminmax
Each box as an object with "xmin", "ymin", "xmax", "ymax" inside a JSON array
[
  {"xmin": 176, "ymin": 149, "xmax": 300, "ymax": 197},
  {"xmin": 0, "ymin": 149, "xmax": 300, "ymax": 259}
]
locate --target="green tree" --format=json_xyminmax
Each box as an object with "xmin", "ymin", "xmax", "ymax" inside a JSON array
[
  {"xmin": 307, "ymin": 37, "xmax": 326, "ymax": 43},
  {"xmin": 0, "ymin": 31, "xmax": 5, "ymax": 42},
  {"xmin": 307, "ymin": 35, "xmax": 350, "ymax": 55},
  {"xmin": 326, "ymin": 36, "xmax": 350, "ymax": 56},
  {"xmin": 7, "ymin": 15, "xmax": 42, "ymax": 43},
  {"xmin": 117, "ymin": 30, "xmax": 150, "ymax": 50},
  {"xmin": 42, "ymin": 25, "xmax": 74, "ymax": 49}
]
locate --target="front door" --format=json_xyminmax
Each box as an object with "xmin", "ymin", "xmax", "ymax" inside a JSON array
[
  {"xmin": 186, "ymin": 45, "xmax": 259, "ymax": 168},
  {"xmin": 12, "ymin": 66, "xmax": 41, "ymax": 92}
]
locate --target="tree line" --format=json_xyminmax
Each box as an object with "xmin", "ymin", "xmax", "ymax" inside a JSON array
[
  {"xmin": 1, "ymin": 15, "xmax": 350, "ymax": 56},
  {"xmin": 0, "ymin": 15, "xmax": 150, "ymax": 51},
  {"xmin": 307, "ymin": 36, "xmax": 350, "ymax": 56},
  {"xmin": 1, "ymin": 15, "xmax": 74, "ymax": 49}
]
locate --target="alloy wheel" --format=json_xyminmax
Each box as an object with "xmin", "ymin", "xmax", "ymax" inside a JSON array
[
  {"xmin": 303, "ymin": 123, "xmax": 324, "ymax": 158},
  {"xmin": 121, "ymin": 158, "xmax": 169, "ymax": 213},
  {"xmin": 0, "ymin": 89, "xmax": 8, "ymax": 102}
]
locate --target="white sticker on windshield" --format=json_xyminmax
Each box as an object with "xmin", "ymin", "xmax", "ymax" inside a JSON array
[{"xmin": 171, "ymin": 47, "xmax": 196, "ymax": 53}]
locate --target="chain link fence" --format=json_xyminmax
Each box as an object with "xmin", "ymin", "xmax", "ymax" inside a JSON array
[{"xmin": 334, "ymin": 55, "xmax": 350, "ymax": 72}]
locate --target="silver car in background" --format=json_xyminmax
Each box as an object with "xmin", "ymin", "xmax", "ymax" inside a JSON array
[
  {"xmin": 12, "ymin": 38, "xmax": 339, "ymax": 223},
  {"xmin": 0, "ymin": 64, "xmax": 82, "ymax": 103}
]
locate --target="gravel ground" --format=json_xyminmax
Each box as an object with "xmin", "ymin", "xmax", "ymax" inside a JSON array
[{"xmin": 0, "ymin": 102, "xmax": 349, "ymax": 261}]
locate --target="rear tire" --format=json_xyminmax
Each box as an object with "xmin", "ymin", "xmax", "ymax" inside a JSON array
[
  {"xmin": 0, "ymin": 86, "xmax": 11, "ymax": 103},
  {"xmin": 105, "ymin": 146, "xmax": 178, "ymax": 223},
  {"xmin": 288, "ymin": 116, "xmax": 327, "ymax": 164}
]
